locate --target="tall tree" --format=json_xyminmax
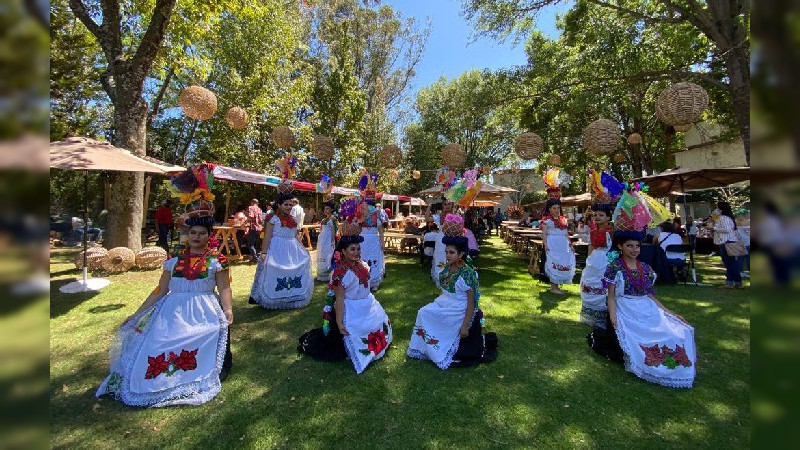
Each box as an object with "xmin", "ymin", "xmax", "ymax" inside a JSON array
[
  {"xmin": 68, "ymin": 0, "xmax": 180, "ymax": 249},
  {"xmin": 462, "ymin": 0, "xmax": 751, "ymax": 165}
]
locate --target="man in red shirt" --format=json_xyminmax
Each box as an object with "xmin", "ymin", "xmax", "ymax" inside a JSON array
[
  {"xmin": 154, "ymin": 200, "xmax": 174, "ymax": 251},
  {"xmin": 246, "ymin": 198, "xmax": 264, "ymax": 262}
]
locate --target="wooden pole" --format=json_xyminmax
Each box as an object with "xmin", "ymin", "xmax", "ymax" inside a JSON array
[{"xmin": 225, "ymin": 184, "xmax": 231, "ymax": 219}]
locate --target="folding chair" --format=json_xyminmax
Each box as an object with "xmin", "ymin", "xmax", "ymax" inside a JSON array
[{"xmin": 665, "ymin": 244, "xmax": 695, "ymax": 285}]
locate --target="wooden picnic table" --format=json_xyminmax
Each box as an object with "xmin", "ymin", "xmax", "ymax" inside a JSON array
[
  {"xmin": 383, "ymin": 231, "xmax": 422, "ymax": 253},
  {"xmin": 527, "ymin": 240, "xmax": 589, "ymax": 280},
  {"xmin": 213, "ymin": 226, "xmax": 243, "ymax": 261}
]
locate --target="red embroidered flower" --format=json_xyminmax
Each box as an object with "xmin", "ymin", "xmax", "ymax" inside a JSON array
[
  {"xmin": 672, "ymin": 345, "xmax": 692, "ymax": 367},
  {"xmin": 416, "ymin": 327, "xmax": 426, "ymax": 338},
  {"xmin": 145, "ymin": 353, "xmax": 169, "ymax": 379},
  {"xmin": 366, "ymin": 330, "xmax": 388, "ymax": 354},
  {"xmin": 641, "ymin": 344, "xmax": 666, "ymax": 367},
  {"xmin": 428, "ymin": 338, "xmax": 439, "ymax": 345},
  {"xmin": 174, "ymin": 349, "xmax": 198, "ymax": 371}
]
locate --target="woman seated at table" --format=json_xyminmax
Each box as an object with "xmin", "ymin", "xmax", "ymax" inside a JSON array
[
  {"xmin": 407, "ymin": 231, "xmax": 497, "ymax": 369},
  {"xmin": 298, "ymin": 228, "xmax": 393, "ymax": 374},
  {"xmin": 654, "ymin": 221, "xmax": 686, "ymax": 267}
]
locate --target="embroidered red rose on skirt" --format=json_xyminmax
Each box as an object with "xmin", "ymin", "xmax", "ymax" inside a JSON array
[{"xmin": 367, "ymin": 330, "xmax": 388, "ymax": 354}]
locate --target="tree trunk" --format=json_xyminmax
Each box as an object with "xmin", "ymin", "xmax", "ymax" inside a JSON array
[
  {"xmin": 722, "ymin": 49, "xmax": 750, "ymax": 166},
  {"xmin": 106, "ymin": 91, "xmax": 148, "ymax": 250}
]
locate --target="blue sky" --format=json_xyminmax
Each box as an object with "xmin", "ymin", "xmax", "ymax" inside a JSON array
[{"xmin": 383, "ymin": 0, "xmax": 571, "ymax": 95}]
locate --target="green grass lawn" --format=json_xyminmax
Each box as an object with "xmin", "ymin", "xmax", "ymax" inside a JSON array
[{"xmin": 50, "ymin": 236, "xmax": 749, "ymax": 448}]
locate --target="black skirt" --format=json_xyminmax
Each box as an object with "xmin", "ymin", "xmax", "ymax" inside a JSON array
[
  {"xmin": 586, "ymin": 316, "xmax": 623, "ymax": 363},
  {"xmin": 450, "ymin": 313, "xmax": 499, "ymax": 368},
  {"xmin": 297, "ymin": 310, "xmax": 347, "ymax": 362}
]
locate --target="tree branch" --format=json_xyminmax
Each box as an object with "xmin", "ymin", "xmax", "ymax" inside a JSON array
[
  {"xmin": 131, "ymin": 0, "xmax": 178, "ymax": 78},
  {"xmin": 100, "ymin": 68, "xmax": 117, "ymax": 104},
  {"xmin": 68, "ymin": 0, "xmax": 102, "ymax": 42},
  {"xmin": 99, "ymin": 0, "xmax": 123, "ymax": 59},
  {"xmin": 586, "ymin": 0, "xmax": 685, "ymax": 24},
  {"xmin": 147, "ymin": 66, "xmax": 175, "ymax": 129}
]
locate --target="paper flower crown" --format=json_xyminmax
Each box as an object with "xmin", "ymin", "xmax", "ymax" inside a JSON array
[
  {"xmin": 445, "ymin": 169, "xmax": 484, "ymax": 207},
  {"xmin": 611, "ymin": 181, "xmax": 673, "ymax": 237},
  {"xmin": 164, "ymin": 163, "xmax": 216, "ymax": 225},
  {"xmin": 359, "ymin": 172, "xmax": 378, "ymax": 197},
  {"xmin": 275, "ymin": 153, "xmax": 297, "ymax": 193},
  {"xmin": 588, "ymin": 169, "xmax": 624, "ymax": 205},
  {"xmin": 543, "ymin": 168, "xmax": 573, "ymax": 200},
  {"xmin": 338, "ymin": 196, "xmax": 364, "ymax": 236}
]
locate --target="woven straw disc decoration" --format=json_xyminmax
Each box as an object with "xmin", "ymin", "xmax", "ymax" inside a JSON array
[
  {"xmin": 412, "ymin": 170, "xmax": 421, "ymax": 179},
  {"xmin": 179, "ymin": 86, "xmax": 217, "ymax": 121},
  {"xmin": 627, "ymin": 133, "xmax": 642, "ymax": 145},
  {"xmin": 441, "ymin": 143, "xmax": 466, "ymax": 168},
  {"xmin": 102, "ymin": 247, "xmax": 136, "ymax": 273},
  {"xmin": 380, "ymin": 144, "xmax": 403, "ymax": 166},
  {"xmin": 582, "ymin": 118, "xmax": 621, "ymax": 155},
  {"xmin": 514, "ymin": 132, "xmax": 543, "ymax": 160},
  {"xmin": 656, "ymin": 82, "xmax": 709, "ymax": 127},
  {"xmin": 389, "ymin": 169, "xmax": 399, "ymax": 180},
  {"xmin": 225, "ymin": 107, "xmax": 249, "ymax": 130},
  {"xmin": 311, "ymin": 135, "xmax": 335, "ymax": 160},
  {"xmin": 135, "ymin": 247, "xmax": 168, "ymax": 270},
  {"xmin": 613, "ymin": 153, "xmax": 625, "ymax": 163},
  {"xmin": 74, "ymin": 247, "xmax": 108, "ymax": 270},
  {"xmin": 271, "ymin": 126, "xmax": 296, "ymax": 149},
  {"xmin": 549, "ymin": 154, "xmax": 562, "ymax": 166}
]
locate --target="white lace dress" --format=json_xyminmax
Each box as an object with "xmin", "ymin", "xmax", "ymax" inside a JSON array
[
  {"xmin": 430, "ymin": 214, "xmax": 447, "ymax": 286},
  {"xmin": 580, "ymin": 229, "xmax": 612, "ymax": 327},
  {"xmin": 359, "ymin": 207, "xmax": 385, "ymax": 289},
  {"xmin": 542, "ymin": 218, "xmax": 576, "ymax": 285},
  {"xmin": 605, "ymin": 261, "xmax": 697, "ymax": 388},
  {"xmin": 250, "ymin": 215, "xmax": 313, "ymax": 309},
  {"xmin": 96, "ymin": 256, "xmax": 228, "ymax": 407},
  {"xmin": 315, "ymin": 217, "xmax": 337, "ymax": 281}
]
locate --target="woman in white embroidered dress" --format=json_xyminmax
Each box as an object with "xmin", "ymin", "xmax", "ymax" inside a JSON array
[
  {"xmin": 541, "ymin": 200, "xmax": 576, "ymax": 295},
  {"xmin": 298, "ymin": 233, "xmax": 393, "ymax": 374},
  {"xmin": 315, "ymin": 200, "xmax": 338, "ymax": 281},
  {"xmin": 359, "ymin": 198, "xmax": 385, "ymax": 290},
  {"xmin": 96, "ymin": 220, "xmax": 233, "ymax": 407},
  {"xmin": 249, "ymin": 192, "xmax": 313, "ymax": 309},
  {"xmin": 599, "ymin": 233, "xmax": 697, "ymax": 388},
  {"xmin": 407, "ymin": 235, "xmax": 497, "ymax": 369},
  {"xmin": 579, "ymin": 203, "xmax": 614, "ymax": 327},
  {"xmin": 428, "ymin": 199, "xmax": 455, "ymax": 285}
]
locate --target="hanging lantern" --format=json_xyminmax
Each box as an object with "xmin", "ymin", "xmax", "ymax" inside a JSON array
[
  {"xmin": 613, "ymin": 153, "xmax": 625, "ymax": 163},
  {"xmin": 549, "ymin": 154, "xmax": 561, "ymax": 166},
  {"xmin": 582, "ymin": 118, "xmax": 621, "ymax": 155},
  {"xmin": 673, "ymin": 124, "xmax": 692, "ymax": 132},
  {"xmin": 514, "ymin": 132, "xmax": 543, "ymax": 160},
  {"xmin": 656, "ymin": 82, "xmax": 709, "ymax": 127},
  {"xmin": 627, "ymin": 133, "xmax": 642, "ymax": 145},
  {"xmin": 511, "ymin": 162, "xmax": 521, "ymax": 173},
  {"xmin": 441, "ymin": 143, "xmax": 466, "ymax": 168},
  {"xmin": 224, "ymin": 107, "xmax": 249, "ymax": 130},
  {"xmin": 311, "ymin": 135, "xmax": 335, "ymax": 159},
  {"xmin": 389, "ymin": 169, "xmax": 399, "ymax": 180},
  {"xmin": 271, "ymin": 126, "xmax": 295, "ymax": 149},
  {"xmin": 178, "ymin": 85, "xmax": 217, "ymax": 120},
  {"xmin": 412, "ymin": 170, "xmax": 421, "ymax": 179},
  {"xmin": 380, "ymin": 144, "xmax": 403, "ymax": 166},
  {"xmin": 102, "ymin": 247, "xmax": 136, "ymax": 273}
]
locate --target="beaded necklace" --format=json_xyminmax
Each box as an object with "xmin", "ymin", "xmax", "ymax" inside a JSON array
[
  {"xmin": 620, "ymin": 257, "xmax": 650, "ymax": 295},
  {"xmin": 179, "ymin": 249, "xmax": 210, "ymax": 280}
]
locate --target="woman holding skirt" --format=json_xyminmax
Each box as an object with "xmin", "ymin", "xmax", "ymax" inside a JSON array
[
  {"xmin": 249, "ymin": 191, "xmax": 313, "ymax": 309},
  {"xmin": 579, "ymin": 203, "xmax": 614, "ymax": 327},
  {"xmin": 541, "ymin": 199, "xmax": 576, "ymax": 294},
  {"xmin": 298, "ymin": 227, "xmax": 392, "ymax": 374},
  {"xmin": 407, "ymin": 234, "xmax": 497, "ymax": 369}
]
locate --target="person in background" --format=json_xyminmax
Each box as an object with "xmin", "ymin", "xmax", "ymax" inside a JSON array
[
  {"xmin": 655, "ymin": 221, "xmax": 686, "ymax": 278},
  {"xmin": 154, "ymin": 200, "xmax": 174, "ymax": 252},
  {"xmin": 736, "ymin": 210, "xmax": 750, "ymax": 278},
  {"xmin": 644, "ymin": 224, "xmax": 658, "ymax": 244},
  {"xmin": 686, "ymin": 216, "xmax": 699, "ymax": 249},
  {"xmin": 484, "ymin": 208, "xmax": 495, "ymax": 235},
  {"xmin": 712, "ymin": 201, "xmax": 743, "ymax": 289},
  {"xmin": 304, "ymin": 203, "xmax": 316, "ymax": 225},
  {"xmin": 72, "ymin": 214, "xmax": 103, "ymax": 244},
  {"xmin": 757, "ymin": 202, "xmax": 791, "ymax": 285},
  {"xmin": 672, "ymin": 217, "xmax": 685, "ymax": 237},
  {"xmin": 246, "ymin": 199, "xmax": 264, "ymax": 262},
  {"xmin": 575, "ymin": 219, "xmax": 591, "ymax": 243},
  {"xmin": 423, "ymin": 223, "xmax": 439, "ymax": 258},
  {"xmin": 291, "ymin": 198, "xmax": 305, "ymax": 230}
]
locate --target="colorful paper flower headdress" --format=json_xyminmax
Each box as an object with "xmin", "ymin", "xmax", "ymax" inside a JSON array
[
  {"xmin": 543, "ymin": 168, "xmax": 573, "ymax": 200},
  {"xmin": 163, "ymin": 163, "xmax": 216, "ymax": 223}
]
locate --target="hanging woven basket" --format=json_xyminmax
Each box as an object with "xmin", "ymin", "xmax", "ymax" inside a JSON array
[
  {"xmin": 380, "ymin": 144, "xmax": 403, "ymax": 166},
  {"xmin": 655, "ymin": 82, "xmax": 709, "ymax": 127},
  {"xmin": 135, "ymin": 247, "xmax": 168, "ymax": 270},
  {"xmin": 441, "ymin": 143, "xmax": 466, "ymax": 168},
  {"xmin": 549, "ymin": 154, "xmax": 561, "ymax": 166},
  {"xmin": 178, "ymin": 86, "xmax": 217, "ymax": 121},
  {"xmin": 74, "ymin": 247, "xmax": 107, "ymax": 271},
  {"xmin": 412, "ymin": 170, "xmax": 421, "ymax": 179},
  {"xmin": 225, "ymin": 107, "xmax": 249, "ymax": 130},
  {"xmin": 627, "ymin": 133, "xmax": 642, "ymax": 145},
  {"xmin": 613, "ymin": 153, "xmax": 625, "ymax": 163},
  {"xmin": 389, "ymin": 169, "xmax": 399, "ymax": 180},
  {"xmin": 514, "ymin": 132, "xmax": 543, "ymax": 160},
  {"xmin": 102, "ymin": 247, "xmax": 136, "ymax": 273},
  {"xmin": 312, "ymin": 135, "xmax": 335, "ymax": 160},
  {"xmin": 271, "ymin": 126, "xmax": 295, "ymax": 149},
  {"xmin": 582, "ymin": 118, "xmax": 621, "ymax": 155}
]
